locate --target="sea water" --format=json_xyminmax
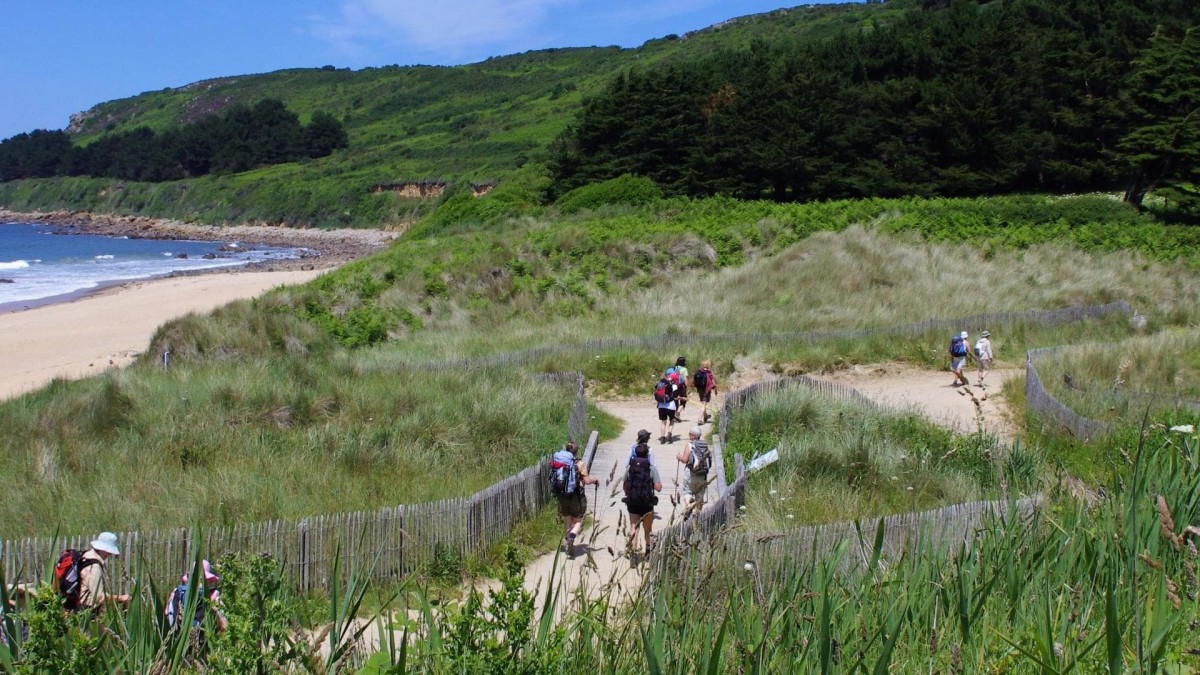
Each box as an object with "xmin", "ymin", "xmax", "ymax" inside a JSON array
[{"xmin": 0, "ymin": 220, "xmax": 304, "ymax": 309}]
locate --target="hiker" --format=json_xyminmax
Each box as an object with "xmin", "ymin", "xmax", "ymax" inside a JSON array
[
  {"xmin": 693, "ymin": 359, "xmax": 717, "ymax": 424},
  {"xmin": 629, "ymin": 428, "xmax": 657, "ymax": 464},
  {"xmin": 75, "ymin": 532, "xmax": 131, "ymax": 611},
  {"xmin": 622, "ymin": 442, "xmax": 663, "ymax": 555},
  {"xmin": 2, "ymin": 583, "xmax": 32, "ymax": 646},
  {"xmin": 166, "ymin": 559, "xmax": 227, "ymax": 633},
  {"xmin": 676, "ymin": 427, "xmax": 712, "ymax": 518},
  {"xmin": 948, "ymin": 330, "xmax": 972, "ymax": 387},
  {"xmin": 549, "ymin": 441, "xmax": 598, "ymax": 557},
  {"xmin": 667, "ymin": 357, "xmax": 690, "ymax": 421},
  {"xmin": 974, "ymin": 330, "xmax": 994, "ymax": 387},
  {"xmin": 655, "ymin": 374, "xmax": 678, "ymax": 443}
]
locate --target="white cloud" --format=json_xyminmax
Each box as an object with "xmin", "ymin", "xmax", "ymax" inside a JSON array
[{"xmin": 312, "ymin": 0, "xmax": 572, "ymax": 60}]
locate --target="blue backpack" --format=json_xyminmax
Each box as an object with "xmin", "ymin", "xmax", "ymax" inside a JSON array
[
  {"xmin": 166, "ymin": 584, "xmax": 207, "ymax": 629},
  {"xmin": 949, "ymin": 336, "xmax": 968, "ymax": 357}
]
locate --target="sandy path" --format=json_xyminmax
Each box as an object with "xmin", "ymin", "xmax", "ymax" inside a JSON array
[
  {"xmin": 814, "ymin": 362, "xmax": 1021, "ymax": 441},
  {"xmin": 0, "ymin": 269, "xmax": 325, "ymax": 400},
  {"xmin": 518, "ymin": 398, "xmax": 723, "ymax": 615}
]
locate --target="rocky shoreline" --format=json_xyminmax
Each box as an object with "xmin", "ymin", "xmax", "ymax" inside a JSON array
[{"xmin": 0, "ymin": 209, "xmax": 398, "ymax": 272}]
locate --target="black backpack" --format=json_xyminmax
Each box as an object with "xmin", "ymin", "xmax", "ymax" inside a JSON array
[
  {"xmin": 625, "ymin": 457, "xmax": 655, "ymax": 504},
  {"xmin": 693, "ymin": 369, "xmax": 710, "ymax": 392},
  {"xmin": 688, "ymin": 440, "xmax": 710, "ymax": 476}
]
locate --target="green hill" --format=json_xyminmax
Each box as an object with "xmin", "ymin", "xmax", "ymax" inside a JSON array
[{"xmin": 0, "ymin": 2, "xmax": 904, "ymax": 227}]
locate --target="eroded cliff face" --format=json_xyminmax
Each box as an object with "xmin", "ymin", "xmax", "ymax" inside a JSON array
[
  {"xmin": 367, "ymin": 181, "xmax": 497, "ymax": 198},
  {"xmin": 369, "ymin": 181, "xmax": 446, "ymax": 198}
]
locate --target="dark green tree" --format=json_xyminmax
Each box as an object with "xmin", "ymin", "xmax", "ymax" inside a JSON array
[
  {"xmin": 1118, "ymin": 26, "xmax": 1200, "ymax": 210},
  {"xmin": 303, "ymin": 110, "xmax": 349, "ymax": 158}
]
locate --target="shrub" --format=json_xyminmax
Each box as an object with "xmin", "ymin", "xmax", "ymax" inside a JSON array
[{"xmin": 554, "ymin": 174, "xmax": 662, "ymax": 214}]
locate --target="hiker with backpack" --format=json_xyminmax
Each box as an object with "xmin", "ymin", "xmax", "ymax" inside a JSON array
[
  {"xmin": 629, "ymin": 428, "xmax": 657, "ymax": 464},
  {"xmin": 974, "ymin": 330, "xmax": 994, "ymax": 387},
  {"xmin": 654, "ymin": 374, "xmax": 678, "ymax": 443},
  {"xmin": 676, "ymin": 427, "xmax": 712, "ymax": 518},
  {"xmin": 666, "ymin": 357, "xmax": 689, "ymax": 421},
  {"xmin": 166, "ymin": 559, "xmax": 227, "ymax": 634},
  {"xmin": 948, "ymin": 330, "xmax": 973, "ymax": 387},
  {"xmin": 693, "ymin": 360, "xmax": 717, "ymax": 424},
  {"xmin": 622, "ymin": 442, "xmax": 663, "ymax": 556},
  {"xmin": 549, "ymin": 441, "xmax": 598, "ymax": 557},
  {"xmin": 58, "ymin": 531, "xmax": 131, "ymax": 612}
]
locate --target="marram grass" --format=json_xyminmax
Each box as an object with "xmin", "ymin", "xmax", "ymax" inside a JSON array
[{"xmin": 0, "ymin": 358, "xmax": 574, "ymax": 538}]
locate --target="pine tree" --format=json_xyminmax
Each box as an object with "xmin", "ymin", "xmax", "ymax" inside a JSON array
[{"xmin": 1118, "ymin": 26, "xmax": 1200, "ymax": 210}]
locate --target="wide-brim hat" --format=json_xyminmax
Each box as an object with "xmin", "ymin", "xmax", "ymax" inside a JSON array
[
  {"xmin": 960, "ymin": 331, "xmax": 968, "ymax": 339},
  {"xmin": 981, "ymin": 331, "xmax": 990, "ymax": 337},
  {"xmin": 183, "ymin": 559, "xmax": 219, "ymax": 584},
  {"xmin": 91, "ymin": 532, "xmax": 120, "ymax": 556}
]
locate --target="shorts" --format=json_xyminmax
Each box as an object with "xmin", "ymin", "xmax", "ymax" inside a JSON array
[
  {"xmin": 698, "ymin": 391, "xmax": 712, "ymax": 403},
  {"xmin": 625, "ymin": 498, "xmax": 655, "ymax": 518},
  {"xmin": 977, "ymin": 358, "xmax": 992, "ymax": 370},
  {"xmin": 658, "ymin": 406, "xmax": 675, "ymax": 421},
  {"xmin": 950, "ymin": 356, "xmax": 966, "ymax": 372},
  {"xmin": 557, "ymin": 493, "xmax": 587, "ymax": 518},
  {"xmin": 684, "ymin": 474, "xmax": 708, "ymax": 503}
]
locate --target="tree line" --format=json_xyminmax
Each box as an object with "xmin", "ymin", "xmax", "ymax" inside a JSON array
[
  {"xmin": 549, "ymin": 0, "xmax": 1200, "ymax": 211},
  {"xmin": 0, "ymin": 99, "xmax": 348, "ymax": 182}
]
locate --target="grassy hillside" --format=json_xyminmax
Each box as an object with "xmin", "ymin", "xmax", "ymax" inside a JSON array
[
  {"xmin": 151, "ymin": 192, "xmax": 1197, "ymax": 365},
  {"xmin": 0, "ymin": 2, "xmax": 907, "ymax": 227}
]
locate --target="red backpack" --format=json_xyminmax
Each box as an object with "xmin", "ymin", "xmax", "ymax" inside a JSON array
[
  {"xmin": 654, "ymin": 378, "xmax": 671, "ymax": 404},
  {"xmin": 54, "ymin": 549, "xmax": 100, "ymax": 611}
]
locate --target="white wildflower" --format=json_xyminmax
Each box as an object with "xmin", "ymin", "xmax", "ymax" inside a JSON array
[
  {"xmin": 769, "ymin": 489, "xmax": 778, "ymax": 495},
  {"xmin": 743, "ymin": 562, "xmax": 755, "ymax": 572},
  {"xmin": 787, "ymin": 514, "xmax": 795, "ymax": 519},
  {"xmin": 1170, "ymin": 424, "xmax": 1195, "ymax": 434}
]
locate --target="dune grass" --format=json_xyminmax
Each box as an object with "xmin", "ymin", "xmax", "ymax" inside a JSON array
[
  {"xmin": 1034, "ymin": 328, "xmax": 1200, "ymax": 423},
  {"xmin": 721, "ymin": 386, "xmax": 1038, "ymax": 529},
  {"xmin": 346, "ymin": 225, "xmax": 1195, "ymax": 367},
  {"xmin": 0, "ymin": 358, "xmax": 575, "ymax": 538}
]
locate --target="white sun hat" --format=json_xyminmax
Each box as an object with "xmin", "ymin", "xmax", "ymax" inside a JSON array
[{"xmin": 90, "ymin": 532, "xmax": 121, "ymax": 556}]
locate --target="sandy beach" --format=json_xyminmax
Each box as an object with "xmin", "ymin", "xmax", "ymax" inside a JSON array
[
  {"xmin": 0, "ymin": 269, "xmax": 328, "ymax": 400},
  {"xmin": 0, "ymin": 210, "xmax": 400, "ymax": 401}
]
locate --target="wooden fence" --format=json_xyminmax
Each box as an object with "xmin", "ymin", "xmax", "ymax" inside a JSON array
[
  {"xmin": 383, "ymin": 302, "xmax": 1133, "ymax": 374},
  {"xmin": 2, "ymin": 374, "xmax": 595, "ymax": 595},
  {"xmin": 650, "ymin": 367, "xmax": 1042, "ymax": 584},
  {"xmin": 1025, "ymin": 347, "xmax": 1111, "ymax": 441},
  {"xmin": 1026, "ymin": 346, "xmax": 1200, "ymax": 441}
]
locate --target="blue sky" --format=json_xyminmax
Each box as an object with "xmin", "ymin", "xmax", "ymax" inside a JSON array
[{"xmin": 0, "ymin": 1, "xmax": 846, "ymax": 140}]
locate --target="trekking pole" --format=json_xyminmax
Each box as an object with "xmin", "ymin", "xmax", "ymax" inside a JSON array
[{"xmin": 589, "ymin": 480, "xmax": 599, "ymax": 548}]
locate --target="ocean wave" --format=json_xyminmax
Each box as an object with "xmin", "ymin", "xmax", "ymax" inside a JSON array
[
  {"xmin": 0, "ymin": 260, "xmax": 31, "ymax": 270},
  {"xmin": 94, "ymin": 254, "xmax": 115, "ymax": 260}
]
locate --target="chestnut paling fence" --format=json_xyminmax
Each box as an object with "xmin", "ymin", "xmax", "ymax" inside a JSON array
[
  {"xmin": 2, "ymin": 301, "xmax": 1134, "ymax": 595},
  {"xmin": 1, "ymin": 373, "xmax": 593, "ymax": 595},
  {"xmin": 650, "ymin": 373, "xmax": 1040, "ymax": 583},
  {"xmin": 1025, "ymin": 346, "xmax": 1200, "ymax": 441},
  {"xmin": 387, "ymin": 302, "xmax": 1132, "ymax": 374}
]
